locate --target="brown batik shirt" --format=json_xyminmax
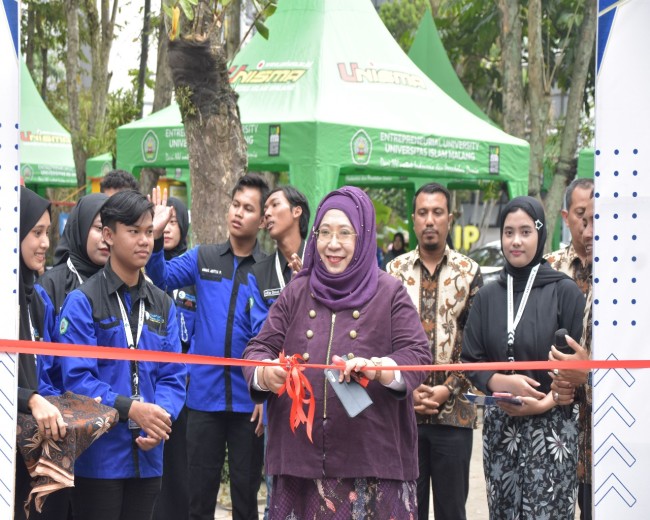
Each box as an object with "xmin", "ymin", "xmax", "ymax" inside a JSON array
[
  {"xmin": 546, "ymin": 242, "xmax": 593, "ymax": 484},
  {"xmin": 387, "ymin": 246, "xmax": 482, "ymax": 428}
]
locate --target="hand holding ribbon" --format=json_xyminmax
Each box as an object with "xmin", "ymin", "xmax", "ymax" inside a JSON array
[{"xmin": 276, "ymin": 352, "xmax": 315, "ymax": 443}]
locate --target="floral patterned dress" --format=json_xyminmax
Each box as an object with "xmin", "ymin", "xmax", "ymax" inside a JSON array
[{"xmin": 482, "ymin": 404, "xmax": 578, "ymax": 519}]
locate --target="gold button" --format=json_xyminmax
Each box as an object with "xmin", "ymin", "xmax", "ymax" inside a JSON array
[
  {"xmin": 309, "ymin": 310, "xmax": 316, "ymax": 318},
  {"xmin": 349, "ymin": 330, "xmax": 358, "ymax": 339},
  {"xmin": 302, "ymin": 352, "xmax": 310, "ymax": 361},
  {"xmin": 306, "ymin": 330, "xmax": 314, "ymax": 339},
  {"xmin": 352, "ymin": 310, "xmax": 360, "ymax": 319},
  {"xmin": 347, "ymin": 353, "xmax": 355, "ymax": 360}
]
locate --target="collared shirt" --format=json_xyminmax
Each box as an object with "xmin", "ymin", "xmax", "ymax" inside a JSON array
[
  {"xmin": 248, "ymin": 241, "xmax": 305, "ymax": 336},
  {"xmin": 387, "ymin": 246, "xmax": 482, "ymax": 428},
  {"xmin": 146, "ymin": 240, "xmax": 266, "ymax": 413},
  {"xmin": 58, "ymin": 260, "xmax": 186, "ymax": 479},
  {"xmin": 545, "ymin": 242, "xmax": 591, "ymax": 295}
]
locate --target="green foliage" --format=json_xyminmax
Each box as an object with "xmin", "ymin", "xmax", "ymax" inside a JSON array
[
  {"xmin": 378, "ymin": 0, "xmax": 429, "ymax": 53},
  {"xmin": 176, "ymin": 85, "xmax": 198, "ymax": 119}
]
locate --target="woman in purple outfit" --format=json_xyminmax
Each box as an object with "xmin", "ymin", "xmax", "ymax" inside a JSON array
[{"xmin": 243, "ymin": 186, "xmax": 431, "ymax": 520}]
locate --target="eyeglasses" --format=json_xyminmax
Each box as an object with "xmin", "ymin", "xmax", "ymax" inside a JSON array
[{"xmin": 314, "ymin": 229, "xmax": 357, "ymax": 244}]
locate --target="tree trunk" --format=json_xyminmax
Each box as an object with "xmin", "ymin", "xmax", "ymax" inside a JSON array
[
  {"xmin": 226, "ymin": 0, "xmax": 241, "ymax": 61},
  {"xmin": 82, "ymin": 0, "xmax": 118, "ymax": 137},
  {"xmin": 40, "ymin": 46, "xmax": 49, "ymax": 99},
  {"xmin": 141, "ymin": 1, "xmax": 175, "ymax": 196},
  {"xmin": 64, "ymin": 0, "xmax": 87, "ymax": 188},
  {"xmin": 136, "ymin": 0, "xmax": 152, "ymax": 119},
  {"xmin": 526, "ymin": 0, "xmax": 549, "ymax": 199},
  {"xmin": 168, "ymin": 38, "xmax": 248, "ymax": 244},
  {"xmin": 544, "ymin": 0, "xmax": 597, "ymax": 250},
  {"xmin": 496, "ymin": 0, "xmax": 526, "ymax": 139},
  {"xmin": 25, "ymin": 5, "xmax": 36, "ymax": 75}
]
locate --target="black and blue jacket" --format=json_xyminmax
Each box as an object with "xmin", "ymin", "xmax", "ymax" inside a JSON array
[
  {"xmin": 146, "ymin": 240, "xmax": 265, "ymax": 413},
  {"xmin": 58, "ymin": 261, "xmax": 186, "ymax": 479}
]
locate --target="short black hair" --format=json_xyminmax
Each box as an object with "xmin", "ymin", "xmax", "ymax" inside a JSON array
[
  {"xmin": 231, "ymin": 174, "xmax": 270, "ymax": 216},
  {"xmin": 100, "ymin": 190, "xmax": 154, "ymax": 231},
  {"xmin": 413, "ymin": 182, "xmax": 451, "ymax": 213},
  {"xmin": 267, "ymin": 186, "xmax": 311, "ymax": 239},
  {"xmin": 564, "ymin": 178, "xmax": 594, "ymax": 210},
  {"xmin": 100, "ymin": 169, "xmax": 139, "ymax": 193}
]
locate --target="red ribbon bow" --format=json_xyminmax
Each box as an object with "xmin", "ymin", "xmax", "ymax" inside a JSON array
[{"xmin": 277, "ymin": 352, "xmax": 316, "ymax": 443}]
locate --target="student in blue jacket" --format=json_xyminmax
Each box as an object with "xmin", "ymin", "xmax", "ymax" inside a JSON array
[
  {"xmin": 147, "ymin": 175, "xmax": 268, "ymax": 520},
  {"xmin": 15, "ymin": 187, "xmax": 65, "ymax": 520},
  {"xmin": 58, "ymin": 190, "xmax": 186, "ymax": 520}
]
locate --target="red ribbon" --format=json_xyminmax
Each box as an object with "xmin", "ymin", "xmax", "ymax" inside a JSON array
[
  {"xmin": 276, "ymin": 352, "xmax": 315, "ymax": 442},
  {"xmin": 6, "ymin": 337, "xmax": 650, "ymax": 443}
]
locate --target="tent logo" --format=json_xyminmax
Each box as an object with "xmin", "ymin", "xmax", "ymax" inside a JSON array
[
  {"xmin": 351, "ymin": 130, "xmax": 372, "ymax": 165},
  {"xmin": 142, "ymin": 130, "xmax": 159, "ymax": 163}
]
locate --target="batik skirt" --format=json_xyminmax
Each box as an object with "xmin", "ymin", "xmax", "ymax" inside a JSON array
[
  {"xmin": 268, "ymin": 475, "xmax": 417, "ymax": 520},
  {"xmin": 482, "ymin": 405, "xmax": 578, "ymax": 520}
]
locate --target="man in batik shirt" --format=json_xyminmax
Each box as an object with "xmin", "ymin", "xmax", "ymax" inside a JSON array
[
  {"xmin": 548, "ymin": 180, "xmax": 594, "ymax": 520},
  {"xmin": 387, "ymin": 183, "xmax": 482, "ymax": 520}
]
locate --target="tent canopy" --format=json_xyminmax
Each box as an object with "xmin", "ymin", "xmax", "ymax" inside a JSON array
[
  {"xmin": 20, "ymin": 60, "xmax": 77, "ymax": 188},
  {"xmin": 117, "ymin": 0, "xmax": 529, "ymax": 213},
  {"xmin": 408, "ymin": 9, "xmax": 496, "ymax": 127}
]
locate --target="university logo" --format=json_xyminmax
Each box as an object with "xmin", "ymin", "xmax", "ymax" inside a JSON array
[
  {"xmin": 350, "ymin": 129, "xmax": 372, "ymax": 165},
  {"xmin": 142, "ymin": 130, "xmax": 159, "ymax": 163}
]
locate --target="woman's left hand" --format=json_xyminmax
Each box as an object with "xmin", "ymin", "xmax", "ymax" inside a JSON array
[
  {"xmin": 498, "ymin": 392, "xmax": 555, "ymax": 417},
  {"xmin": 548, "ymin": 334, "xmax": 590, "ymax": 386},
  {"xmin": 334, "ymin": 355, "xmax": 378, "ymax": 383}
]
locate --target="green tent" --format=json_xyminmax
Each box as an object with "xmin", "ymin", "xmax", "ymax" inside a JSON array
[
  {"xmin": 117, "ymin": 0, "xmax": 529, "ymax": 214},
  {"xmin": 86, "ymin": 152, "xmax": 114, "ymax": 182},
  {"xmin": 20, "ymin": 61, "xmax": 77, "ymax": 189},
  {"xmin": 408, "ymin": 9, "xmax": 495, "ymax": 127},
  {"xmin": 577, "ymin": 148, "xmax": 594, "ymax": 179}
]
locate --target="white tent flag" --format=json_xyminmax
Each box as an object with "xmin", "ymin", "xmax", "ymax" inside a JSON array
[{"xmin": 593, "ymin": 0, "xmax": 650, "ymax": 517}]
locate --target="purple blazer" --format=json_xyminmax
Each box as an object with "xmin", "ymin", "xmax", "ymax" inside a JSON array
[{"xmin": 243, "ymin": 270, "xmax": 431, "ymax": 481}]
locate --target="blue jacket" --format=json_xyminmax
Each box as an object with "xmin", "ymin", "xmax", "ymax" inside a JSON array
[
  {"xmin": 146, "ymin": 241, "xmax": 265, "ymax": 413},
  {"xmin": 58, "ymin": 261, "xmax": 186, "ymax": 479}
]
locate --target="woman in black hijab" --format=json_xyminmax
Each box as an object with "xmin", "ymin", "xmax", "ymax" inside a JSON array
[
  {"xmin": 36, "ymin": 193, "xmax": 109, "ymax": 396},
  {"xmin": 16, "ymin": 187, "xmax": 67, "ymax": 520},
  {"xmin": 151, "ymin": 196, "xmax": 195, "ymax": 520},
  {"xmin": 461, "ymin": 196, "xmax": 585, "ymax": 519}
]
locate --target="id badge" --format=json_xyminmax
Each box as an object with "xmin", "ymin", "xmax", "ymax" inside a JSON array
[{"xmin": 128, "ymin": 394, "xmax": 143, "ymax": 430}]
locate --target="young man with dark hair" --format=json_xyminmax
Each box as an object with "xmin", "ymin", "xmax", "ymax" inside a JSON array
[
  {"xmin": 58, "ymin": 190, "xmax": 186, "ymax": 520},
  {"xmin": 386, "ymin": 182, "xmax": 482, "ymax": 520},
  {"xmin": 100, "ymin": 169, "xmax": 140, "ymax": 196},
  {"xmin": 248, "ymin": 185, "xmax": 310, "ymax": 336},
  {"xmin": 147, "ymin": 174, "xmax": 269, "ymax": 520}
]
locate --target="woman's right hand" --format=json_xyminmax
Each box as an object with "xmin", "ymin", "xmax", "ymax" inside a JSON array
[
  {"xmin": 488, "ymin": 373, "xmax": 546, "ymax": 400},
  {"xmin": 257, "ymin": 360, "xmax": 288, "ymax": 394},
  {"xmin": 28, "ymin": 394, "xmax": 68, "ymax": 441}
]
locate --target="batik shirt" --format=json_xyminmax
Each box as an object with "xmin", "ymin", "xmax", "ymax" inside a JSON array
[
  {"xmin": 387, "ymin": 246, "xmax": 482, "ymax": 428},
  {"xmin": 546, "ymin": 243, "xmax": 593, "ymax": 484}
]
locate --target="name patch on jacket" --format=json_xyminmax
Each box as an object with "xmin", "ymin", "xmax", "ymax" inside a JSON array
[
  {"xmin": 263, "ymin": 287, "xmax": 282, "ymax": 299},
  {"xmin": 200, "ymin": 267, "xmax": 223, "ymax": 281}
]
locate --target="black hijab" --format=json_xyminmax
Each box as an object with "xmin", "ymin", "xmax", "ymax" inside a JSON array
[
  {"xmin": 19, "ymin": 186, "xmax": 51, "ymax": 341},
  {"xmin": 497, "ymin": 196, "xmax": 568, "ymax": 291},
  {"xmin": 164, "ymin": 197, "xmax": 190, "ymax": 260},
  {"xmin": 55, "ymin": 193, "xmax": 109, "ymax": 278}
]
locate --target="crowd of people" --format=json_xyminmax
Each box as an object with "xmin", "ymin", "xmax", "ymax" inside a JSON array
[{"xmin": 15, "ymin": 171, "xmax": 594, "ymax": 520}]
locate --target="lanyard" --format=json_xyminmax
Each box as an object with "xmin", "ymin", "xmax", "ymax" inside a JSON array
[
  {"xmin": 67, "ymin": 258, "xmax": 83, "ymax": 285},
  {"xmin": 274, "ymin": 246, "xmax": 305, "ymax": 291},
  {"xmin": 116, "ymin": 291, "xmax": 145, "ymax": 395},
  {"xmin": 506, "ymin": 264, "xmax": 539, "ymax": 363}
]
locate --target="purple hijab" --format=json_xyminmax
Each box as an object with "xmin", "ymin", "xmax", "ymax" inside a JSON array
[{"xmin": 296, "ymin": 186, "xmax": 379, "ymax": 311}]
